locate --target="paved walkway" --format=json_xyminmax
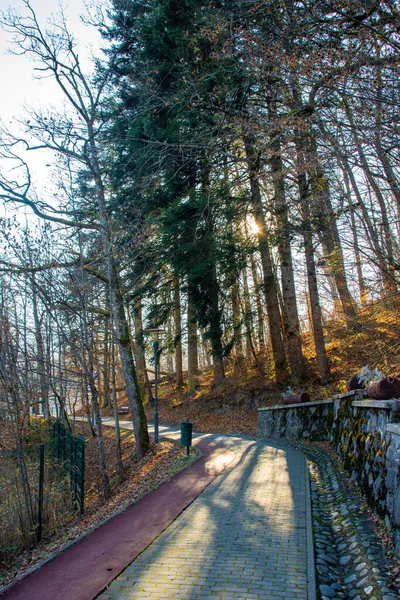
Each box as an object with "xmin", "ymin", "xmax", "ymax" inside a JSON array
[
  {"xmin": 0, "ymin": 420, "xmax": 316, "ymax": 600},
  {"xmin": 98, "ymin": 422, "xmax": 316, "ymax": 600}
]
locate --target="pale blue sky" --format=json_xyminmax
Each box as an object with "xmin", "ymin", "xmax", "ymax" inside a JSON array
[
  {"xmin": 0, "ymin": 0, "xmax": 104, "ymax": 201},
  {"xmin": 1, "ymin": 0, "xmax": 103, "ymax": 119}
]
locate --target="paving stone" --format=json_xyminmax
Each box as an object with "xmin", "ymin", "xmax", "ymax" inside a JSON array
[
  {"xmin": 342, "ymin": 519, "xmax": 352, "ymax": 526},
  {"xmin": 319, "ymin": 554, "xmax": 337, "ymax": 565},
  {"xmin": 299, "ymin": 443, "xmax": 400, "ymax": 600},
  {"xmin": 331, "ymin": 583, "xmax": 343, "ymax": 591},
  {"xmin": 96, "ymin": 427, "xmax": 400, "ymax": 600},
  {"xmin": 349, "ymin": 542, "xmax": 358, "ymax": 551},
  {"xmin": 348, "ymin": 536, "xmax": 357, "ymax": 543},
  {"xmin": 317, "ymin": 564, "xmax": 329, "ymax": 574}
]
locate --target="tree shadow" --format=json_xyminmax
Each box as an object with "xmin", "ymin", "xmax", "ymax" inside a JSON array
[{"xmin": 102, "ymin": 435, "xmax": 312, "ymax": 599}]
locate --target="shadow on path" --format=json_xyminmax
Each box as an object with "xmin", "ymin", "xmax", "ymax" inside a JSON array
[
  {"xmin": 0, "ymin": 421, "xmax": 315, "ymax": 600},
  {"xmin": 99, "ymin": 433, "xmax": 314, "ymax": 600},
  {"xmin": 0, "ymin": 433, "xmax": 235, "ymax": 600}
]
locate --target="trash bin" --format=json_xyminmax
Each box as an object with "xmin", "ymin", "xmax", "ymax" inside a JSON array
[{"xmin": 180, "ymin": 420, "xmax": 192, "ymax": 454}]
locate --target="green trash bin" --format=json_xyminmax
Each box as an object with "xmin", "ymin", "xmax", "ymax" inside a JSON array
[{"xmin": 180, "ymin": 420, "xmax": 192, "ymax": 455}]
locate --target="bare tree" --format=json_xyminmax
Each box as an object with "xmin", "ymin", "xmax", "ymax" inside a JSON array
[{"xmin": 0, "ymin": 0, "xmax": 149, "ymax": 457}]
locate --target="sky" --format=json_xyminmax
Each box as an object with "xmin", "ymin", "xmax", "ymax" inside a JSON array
[
  {"xmin": 0, "ymin": 0, "xmax": 103, "ymax": 121},
  {"xmin": 0, "ymin": 0, "xmax": 104, "ymax": 205}
]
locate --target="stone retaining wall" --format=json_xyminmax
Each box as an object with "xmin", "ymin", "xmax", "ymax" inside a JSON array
[
  {"xmin": 258, "ymin": 392, "xmax": 400, "ymax": 555},
  {"xmin": 258, "ymin": 399, "xmax": 334, "ymax": 440}
]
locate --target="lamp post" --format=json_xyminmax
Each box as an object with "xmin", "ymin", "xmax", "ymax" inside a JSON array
[{"xmin": 145, "ymin": 328, "xmax": 165, "ymax": 444}]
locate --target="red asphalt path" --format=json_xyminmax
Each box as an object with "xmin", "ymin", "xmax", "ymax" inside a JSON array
[{"xmin": 1, "ymin": 439, "xmax": 236, "ymax": 600}]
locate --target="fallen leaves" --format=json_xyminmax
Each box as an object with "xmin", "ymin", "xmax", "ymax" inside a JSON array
[{"xmin": 0, "ymin": 425, "xmax": 194, "ymax": 590}]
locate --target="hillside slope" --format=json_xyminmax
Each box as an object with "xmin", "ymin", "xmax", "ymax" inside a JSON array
[{"xmin": 144, "ymin": 298, "xmax": 400, "ymax": 436}]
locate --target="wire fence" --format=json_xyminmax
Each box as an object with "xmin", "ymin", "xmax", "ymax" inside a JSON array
[
  {"xmin": 51, "ymin": 420, "xmax": 85, "ymax": 515},
  {"xmin": 0, "ymin": 421, "xmax": 85, "ymax": 564}
]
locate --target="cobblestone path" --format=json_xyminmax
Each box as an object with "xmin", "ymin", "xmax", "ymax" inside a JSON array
[{"xmin": 99, "ymin": 440, "xmax": 314, "ymax": 600}]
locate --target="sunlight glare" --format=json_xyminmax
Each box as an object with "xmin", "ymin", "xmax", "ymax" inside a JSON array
[{"xmin": 249, "ymin": 220, "xmax": 260, "ymax": 236}]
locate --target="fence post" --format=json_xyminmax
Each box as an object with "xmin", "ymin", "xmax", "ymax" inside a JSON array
[
  {"xmin": 77, "ymin": 434, "xmax": 85, "ymax": 514},
  {"xmin": 37, "ymin": 444, "xmax": 45, "ymax": 542},
  {"xmin": 62, "ymin": 423, "xmax": 66, "ymax": 461}
]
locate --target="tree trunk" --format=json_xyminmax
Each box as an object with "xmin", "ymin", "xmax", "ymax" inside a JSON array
[
  {"xmin": 375, "ymin": 140, "xmax": 400, "ymax": 239},
  {"xmin": 111, "ymin": 327, "xmax": 124, "ymax": 483},
  {"xmin": 306, "ymin": 131, "xmax": 357, "ymax": 328},
  {"xmin": 187, "ymin": 290, "xmax": 199, "ymax": 392},
  {"xmin": 231, "ymin": 277, "xmax": 244, "ymax": 366},
  {"xmin": 200, "ymin": 168, "xmax": 225, "ymax": 384},
  {"xmin": 242, "ymin": 265, "xmax": 258, "ymax": 364},
  {"xmin": 244, "ymin": 136, "xmax": 288, "ymax": 383},
  {"xmin": 375, "ymin": 138, "xmax": 400, "ymax": 207},
  {"xmin": 320, "ymin": 117, "xmax": 390, "ymax": 285},
  {"xmin": 0, "ymin": 320, "xmax": 35, "ymax": 530},
  {"xmin": 111, "ymin": 277, "xmax": 150, "ymax": 459},
  {"xmin": 343, "ymin": 171, "xmax": 368, "ymax": 308},
  {"xmin": 166, "ymin": 314, "xmax": 174, "ymax": 373},
  {"xmin": 297, "ymin": 160, "xmax": 331, "ymax": 384},
  {"xmin": 31, "ymin": 274, "xmax": 49, "ymax": 417},
  {"xmin": 208, "ymin": 260, "xmax": 225, "ymax": 383},
  {"xmin": 87, "ymin": 135, "xmax": 149, "ymax": 459},
  {"xmin": 267, "ymin": 100, "xmax": 307, "ymax": 381},
  {"xmin": 101, "ymin": 316, "xmax": 111, "ymax": 408},
  {"xmin": 374, "ymin": 67, "xmax": 400, "ymax": 213},
  {"xmin": 90, "ymin": 376, "xmax": 111, "ymax": 500},
  {"xmin": 201, "ymin": 330, "xmax": 211, "ymax": 369},
  {"xmin": 249, "ymin": 253, "xmax": 267, "ymax": 362},
  {"xmin": 133, "ymin": 295, "xmax": 153, "ymax": 404},
  {"xmin": 173, "ymin": 277, "xmax": 184, "ymax": 388},
  {"xmin": 343, "ymin": 100, "xmax": 396, "ymax": 294}
]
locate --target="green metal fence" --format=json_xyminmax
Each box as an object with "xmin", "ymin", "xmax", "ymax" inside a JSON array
[
  {"xmin": 0, "ymin": 421, "xmax": 86, "ymax": 562},
  {"xmin": 51, "ymin": 421, "xmax": 85, "ymax": 514}
]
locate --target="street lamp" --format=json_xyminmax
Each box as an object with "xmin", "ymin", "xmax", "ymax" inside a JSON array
[{"xmin": 145, "ymin": 328, "xmax": 165, "ymax": 444}]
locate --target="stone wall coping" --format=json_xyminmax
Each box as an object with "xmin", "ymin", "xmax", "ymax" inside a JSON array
[
  {"xmin": 387, "ymin": 423, "xmax": 400, "ymax": 436},
  {"xmin": 352, "ymin": 399, "xmax": 394, "ymax": 410},
  {"xmin": 332, "ymin": 390, "xmax": 367, "ymax": 399},
  {"xmin": 258, "ymin": 399, "xmax": 333, "ymax": 412}
]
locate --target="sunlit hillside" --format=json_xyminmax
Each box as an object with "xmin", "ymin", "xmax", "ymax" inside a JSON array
[{"xmin": 143, "ymin": 297, "xmax": 400, "ymax": 437}]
